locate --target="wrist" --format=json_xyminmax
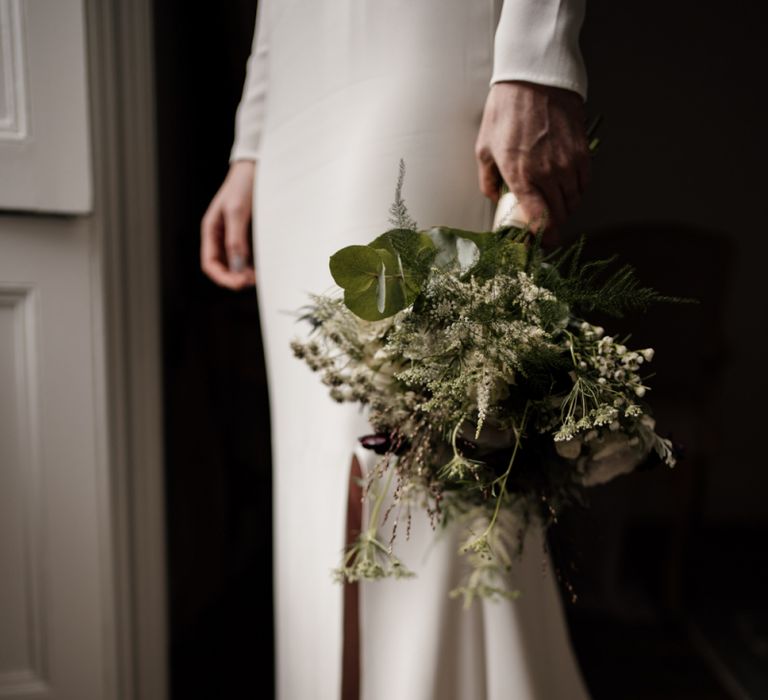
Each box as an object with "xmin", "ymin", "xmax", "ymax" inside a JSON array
[
  {"xmin": 230, "ymin": 159, "xmax": 256, "ymax": 170},
  {"xmin": 492, "ymin": 80, "xmax": 582, "ymax": 104},
  {"xmin": 229, "ymin": 159, "xmax": 256, "ymax": 181}
]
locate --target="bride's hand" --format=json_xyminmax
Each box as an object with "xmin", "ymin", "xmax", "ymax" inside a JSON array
[
  {"xmin": 201, "ymin": 160, "xmax": 257, "ymax": 289},
  {"xmin": 474, "ymin": 81, "xmax": 590, "ymax": 236}
]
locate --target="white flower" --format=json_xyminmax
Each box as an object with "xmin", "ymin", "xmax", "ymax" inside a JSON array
[
  {"xmin": 641, "ymin": 348, "xmax": 655, "ymax": 362},
  {"xmin": 554, "ymin": 418, "xmax": 577, "ymax": 442}
]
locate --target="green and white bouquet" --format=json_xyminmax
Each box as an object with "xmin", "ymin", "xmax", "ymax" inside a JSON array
[{"xmin": 291, "ymin": 162, "xmax": 681, "ymax": 606}]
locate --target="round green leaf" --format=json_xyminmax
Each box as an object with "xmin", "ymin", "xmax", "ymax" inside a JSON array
[{"xmin": 329, "ymin": 245, "xmax": 382, "ymax": 293}]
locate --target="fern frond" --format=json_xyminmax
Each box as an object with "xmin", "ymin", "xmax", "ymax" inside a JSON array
[{"xmin": 541, "ymin": 236, "xmax": 692, "ymax": 317}]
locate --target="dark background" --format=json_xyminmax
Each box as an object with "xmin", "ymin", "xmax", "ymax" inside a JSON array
[
  {"xmin": 152, "ymin": 1, "xmax": 768, "ymax": 698},
  {"xmin": 153, "ymin": 1, "xmax": 273, "ymax": 697}
]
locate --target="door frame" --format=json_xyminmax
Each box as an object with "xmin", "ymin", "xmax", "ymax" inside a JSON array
[{"xmin": 85, "ymin": 0, "xmax": 167, "ymax": 697}]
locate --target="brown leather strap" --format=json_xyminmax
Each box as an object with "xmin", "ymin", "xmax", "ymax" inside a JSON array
[{"xmin": 341, "ymin": 455, "xmax": 363, "ymax": 700}]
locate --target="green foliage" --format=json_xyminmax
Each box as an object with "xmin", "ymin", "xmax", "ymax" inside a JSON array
[
  {"xmin": 329, "ymin": 245, "xmax": 382, "ymax": 292},
  {"xmin": 330, "ymin": 244, "xmax": 410, "ymax": 320},
  {"xmin": 428, "ymin": 226, "xmax": 498, "ymax": 251},
  {"xmin": 425, "ymin": 227, "xmax": 483, "ymax": 271},
  {"xmin": 419, "ymin": 225, "xmax": 530, "ymax": 283},
  {"xmin": 471, "ymin": 233, "xmax": 528, "ymax": 280},
  {"xmin": 369, "ymin": 228, "xmax": 436, "ymax": 284},
  {"xmin": 329, "ymin": 225, "xmax": 437, "ymax": 321},
  {"xmin": 539, "ymin": 236, "xmax": 690, "ymax": 317}
]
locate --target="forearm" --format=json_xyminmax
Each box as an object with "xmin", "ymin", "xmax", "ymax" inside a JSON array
[{"xmin": 230, "ymin": 0, "xmax": 270, "ymax": 163}]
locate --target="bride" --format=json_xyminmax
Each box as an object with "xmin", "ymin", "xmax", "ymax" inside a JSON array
[{"xmin": 201, "ymin": 1, "xmax": 592, "ymax": 698}]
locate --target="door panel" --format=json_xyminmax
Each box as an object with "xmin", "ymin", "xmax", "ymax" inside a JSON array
[
  {"xmin": 0, "ymin": 0, "xmax": 91, "ymax": 213},
  {"xmin": 0, "ymin": 284, "xmax": 46, "ymax": 696},
  {"xmin": 0, "ymin": 218, "xmax": 109, "ymax": 699}
]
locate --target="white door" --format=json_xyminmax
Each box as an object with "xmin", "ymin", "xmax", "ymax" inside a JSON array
[
  {"xmin": 0, "ymin": 1, "xmax": 166, "ymax": 698},
  {"xmin": 0, "ymin": 210, "xmax": 110, "ymax": 699}
]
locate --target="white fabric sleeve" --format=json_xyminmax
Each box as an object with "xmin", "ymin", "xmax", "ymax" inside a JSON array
[
  {"xmin": 490, "ymin": 0, "xmax": 588, "ymax": 100},
  {"xmin": 229, "ymin": 0, "xmax": 269, "ymax": 163}
]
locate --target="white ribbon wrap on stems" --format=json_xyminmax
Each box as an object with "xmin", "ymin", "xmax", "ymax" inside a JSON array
[{"xmin": 492, "ymin": 190, "xmax": 529, "ymax": 230}]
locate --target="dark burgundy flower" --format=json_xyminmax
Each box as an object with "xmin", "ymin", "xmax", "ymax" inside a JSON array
[{"xmin": 359, "ymin": 433, "xmax": 391, "ymax": 455}]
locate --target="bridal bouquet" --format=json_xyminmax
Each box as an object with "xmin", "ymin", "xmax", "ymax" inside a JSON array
[{"xmin": 291, "ymin": 163, "xmax": 681, "ymax": 606}]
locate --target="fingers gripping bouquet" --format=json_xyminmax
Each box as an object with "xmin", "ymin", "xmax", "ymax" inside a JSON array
[{"xmin": 291, "ymin": 162, "xmax": 682, "ymax": 606}]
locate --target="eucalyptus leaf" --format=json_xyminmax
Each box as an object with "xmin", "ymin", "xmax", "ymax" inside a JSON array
[
  {"xmin": 329, "ymin": 245, "xmax": 383, "ymax": 293},
  {"xmin": 333, "ymin": 245, "xmax": 408, "ymax": 321},
  {"xmin": 427, "ymin": 226, "xmax": 498, "ymax": 251},
  {"xmin": 372, "ymin": 247, "xmax": 407, "ymax": 316},
  {"xmin": 369, "ymin": 229, "xmax": 436, "ymax": 275},
  {"xmin": 456, "ymin": 237, "xmax": 480, "ymax": 272},
  {"xmin": 426, "ymin": 227, "xmax": 485, "ymax": 272},
  {"xmin": 368, "ymin": 228, "xmax": 435, "ymax": 303}
]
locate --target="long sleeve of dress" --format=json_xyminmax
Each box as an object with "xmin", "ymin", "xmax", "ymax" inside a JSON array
[
  {"xmin": 229, "ymin": 0, "xmax": 269, "ymax": 163},
  {"xmin": 491, "ymin": 0, "xmax": 588, "ymax": 100}
]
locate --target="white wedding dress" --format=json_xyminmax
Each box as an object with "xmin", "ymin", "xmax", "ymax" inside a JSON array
[{"xmin": 231, "ymin": 2, "xmax": 592, "ymax": 698}]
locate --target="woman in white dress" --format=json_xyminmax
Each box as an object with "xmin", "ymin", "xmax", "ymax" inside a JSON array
[{"xmin": 201, "ymin": 2, "xmax": 593, "ymax": 698}]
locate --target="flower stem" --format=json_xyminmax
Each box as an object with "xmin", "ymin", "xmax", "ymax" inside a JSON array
[
  {"xmin": 485, "ymin": 401, "xmax": 529, "ymax": 536},
  {"xmin": 367, "ymin": 458, "xmax": 395, "ymax": 535}
]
